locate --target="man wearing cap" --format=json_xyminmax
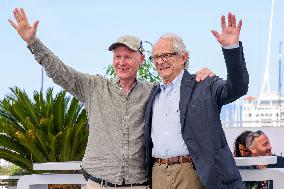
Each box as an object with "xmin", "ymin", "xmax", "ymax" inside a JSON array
[{"xmin": 9, "ymin": 8, "xmax": 214, "ymax": 189}]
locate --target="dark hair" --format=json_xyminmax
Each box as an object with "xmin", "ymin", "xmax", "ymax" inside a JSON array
[{"xmin": 234, "ymin": 131, "xmax": 252, "ymax": 157}]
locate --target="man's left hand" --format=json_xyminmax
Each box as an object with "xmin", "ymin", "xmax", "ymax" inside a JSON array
[{"xmin": 211, "ymin": 12, "xmax": 242, "ymax": 46}]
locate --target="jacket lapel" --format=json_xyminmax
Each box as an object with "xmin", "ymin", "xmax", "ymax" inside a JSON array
[{"xmin": 179, "ymin": 71, "xmax": 196, "ymax": 130}]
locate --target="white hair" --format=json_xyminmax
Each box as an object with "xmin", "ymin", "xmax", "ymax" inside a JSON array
[{"xmin": 154, "ymin": 33, "xmax": 189, "ymax": 69}]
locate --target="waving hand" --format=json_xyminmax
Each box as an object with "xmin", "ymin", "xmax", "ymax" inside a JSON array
[
  {"xmin": 211, "ymin": 12, "xmax": 242, "ymax": 46},
  {"xmin": 8, "ymin": 8, "xmax": 39, "ymax": 44}
]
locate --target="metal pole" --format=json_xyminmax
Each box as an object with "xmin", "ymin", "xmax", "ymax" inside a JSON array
[{"xmin": 278, "ymin": 42, "xmax": 282, "ymax": 126}]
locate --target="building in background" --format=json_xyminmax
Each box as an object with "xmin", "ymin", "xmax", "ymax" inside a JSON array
[{"xmin": 242, "ymin": 92, "xmax": 284, "ymax": 127}]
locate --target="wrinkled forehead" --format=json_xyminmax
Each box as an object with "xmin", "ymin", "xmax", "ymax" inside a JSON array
[
  {"xmin": 152, "ymin": 39, "xmax": 174, "ymax": 55},
  {"xmin": 254, "ymin": 134, "xmax": 270, "ymax": 144},
  {"xmin": 113, "ymin": 45, "xmax": 139, "ymax": 55}
]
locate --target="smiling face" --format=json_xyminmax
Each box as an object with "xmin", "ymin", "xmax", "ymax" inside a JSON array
[
  {"xmin": 113, "ymin": 45, "xmax": 144, "ymax": 81},
  {"xmin": 250, "ymin": 134, "xmax": 272, "ymax": 156},
  {"xmin": 152, "ymin": 38, "xmax": 188, "ymax": 84}
]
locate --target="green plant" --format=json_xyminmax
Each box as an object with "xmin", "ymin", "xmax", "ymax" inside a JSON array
[
  {"xmin": 0, "ymin": 87, "xmax": 88, "ymax": 172},
  {"xmin": 0, "ymin": 165, "xmax": 10, "ymax": 175}
]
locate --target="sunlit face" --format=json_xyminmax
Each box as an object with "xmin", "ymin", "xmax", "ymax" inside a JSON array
[
  {"xmin": 152, "ymin": 39, "xmax": 188, "ymax": 84},
  {"xmin": 112, "ymin": 46, "xmax": 144, "ymax": 81},
  {"xmin": 238, "ymin": 144, "xmax": 250, "ymax": 157},
  {"xmin": 250, "ymin": 134, "xmax": 272, "ymax": 156}
]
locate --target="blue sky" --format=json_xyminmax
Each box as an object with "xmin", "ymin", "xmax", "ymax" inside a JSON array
[{"xmin": 1, "ymin": 0, "xmax": 284, "ymax": 99}]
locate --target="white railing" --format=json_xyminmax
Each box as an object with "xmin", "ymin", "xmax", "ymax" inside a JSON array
[
  {"xmin": 235, "ymin": 156, "xmax": 277, "ymax": 166},
  {"xmin": 17, "ymin": 157, "xmax": 284, "ymax": 188},
  {"xmin": 33, "ymin": 161, "xmax": 81, "ymax": 171},
  {"xmin": 17, "ymin": 174, "xmax": 85, "ymax": 189},
  {"xmin": 235, "ymin": 156, "xmax": 284, "ymax": 188},
  {"xmin": 0, "ymin": 176, "xmax": 22, "ymax": 180},
  {"xmin": 17, "ymin": 162, "xmax": 84, "ymax": 189}
]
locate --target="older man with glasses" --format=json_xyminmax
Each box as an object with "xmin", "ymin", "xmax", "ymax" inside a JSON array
[{"xmin": 144, "ymin": 12, "xmax": 249, "ymax": 189}]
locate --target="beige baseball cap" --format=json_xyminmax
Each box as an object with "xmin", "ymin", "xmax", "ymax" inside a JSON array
[{"xmin": 108, "ymin": 35, "xmax": 144, "ymax": 54}]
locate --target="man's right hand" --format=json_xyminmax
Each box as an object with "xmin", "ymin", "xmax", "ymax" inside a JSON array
[{"xmin": 8, "ymin": 8, "xmax": 39, "ymax": 44}]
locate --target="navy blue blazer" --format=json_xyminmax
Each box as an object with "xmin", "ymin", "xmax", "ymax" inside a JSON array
[{"xmin": 144, "ymin": 43, "xmax": 249, "ymax": 189}]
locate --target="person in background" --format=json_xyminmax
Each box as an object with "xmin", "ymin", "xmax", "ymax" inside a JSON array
[
  {"xmin": 234, "ymin": 131, "xmax": 262, "ymax": 189},
  {"xmin": 234, "ymin": 131, "xmax": 252, "ymax": 157},
  {"xmin": 245, "ymin": 130, "xmax": 284, "ymax": 189},
  {"xmin": 246, "ymin": 130, "xmax": 284, "ymax": 168}
]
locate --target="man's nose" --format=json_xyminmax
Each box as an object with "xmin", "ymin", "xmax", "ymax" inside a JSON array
[
  {"xmin": 118, "ymin": 57, "xmax": 127, "ymax": 65},
  {"xmin": 155, "ymin": 58, "xmax": 164, "ymax": 65}
]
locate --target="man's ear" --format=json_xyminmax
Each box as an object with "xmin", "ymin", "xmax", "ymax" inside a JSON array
[
  {"xmin": 182, "ymin": 52, "xmax": 189, "ymax": 62},
  {"xmin": 181, "ymin": 52, "xmax": 189, "ymax": 68}
]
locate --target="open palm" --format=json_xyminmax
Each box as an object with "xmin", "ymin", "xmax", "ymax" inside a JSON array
[
  {"xmin": 9, "ymin": 8, "xmax": 39, "ymax": 44},
  {"xmin": 211, "ymin": 12, "xmax": 242, "ymax": 47}
]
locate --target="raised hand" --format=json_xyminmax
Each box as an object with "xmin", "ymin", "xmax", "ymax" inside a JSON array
[
  {"xmin": 8, "ymin": 8, "xmax": 39, "ymax": 44},
  {"xmin": 211, "ymin": 12, "xmax": 242, "ymax": 47}
]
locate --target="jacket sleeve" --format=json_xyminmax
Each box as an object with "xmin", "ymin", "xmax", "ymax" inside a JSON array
[
  {"xmin": 211, "ymin": 42, "xmax": 249, "ymax": 108},
  {"xmin": 28, "ymin": 38, "xmax": 98, "ymax": 103}
]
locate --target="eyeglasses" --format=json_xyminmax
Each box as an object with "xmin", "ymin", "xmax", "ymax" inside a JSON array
[
  {"xmin": 149, "ymin": 52, "xmax": 179, "ymax": 63},
  {"xmin": 246, "ymin": 130, "xmax": 264, "ymax": 147}
]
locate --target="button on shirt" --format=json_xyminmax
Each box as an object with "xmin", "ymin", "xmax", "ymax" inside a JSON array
[{"xmin": 151, "ymin": 70, "xmax": 190, "ymax": 158}]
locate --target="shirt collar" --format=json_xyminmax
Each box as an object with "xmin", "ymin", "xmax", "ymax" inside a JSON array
[
  {"xmin": 159, "ymin": 69, "xmax": 185, "ymax": 90},
  {"xmin": 115, "ymin": 77, "xmax": 139, "ymax": 85}
]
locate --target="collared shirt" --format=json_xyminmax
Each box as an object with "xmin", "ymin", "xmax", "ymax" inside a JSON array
[
  {"xmin": 151, "ymin": 70, "xmax": 190, "ymax": 158},
  {"xmin": 151, "ymin": 44, "xmax": 239, "ymax": 159},
  {"xmin": 28, "ymin": 39, "xmax": 154, "ymax": 185}
]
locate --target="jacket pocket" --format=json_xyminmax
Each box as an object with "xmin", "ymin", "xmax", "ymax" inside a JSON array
[{"xmin": 214, "ymin": 145, "xmax": 240, "ymax": 185}]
